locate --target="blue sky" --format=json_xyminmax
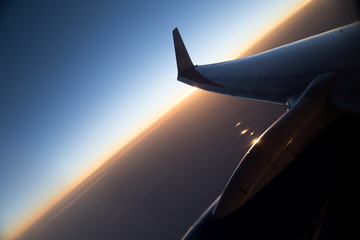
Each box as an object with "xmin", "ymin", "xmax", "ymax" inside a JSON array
[{"xmin": 0, "ymin": 0, "xmax": 307, "ymax": 238}]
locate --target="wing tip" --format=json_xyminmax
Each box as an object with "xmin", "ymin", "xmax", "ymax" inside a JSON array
[{"xmin": 172, "ymin": 27, "xmax": 194, "ymax": 75}]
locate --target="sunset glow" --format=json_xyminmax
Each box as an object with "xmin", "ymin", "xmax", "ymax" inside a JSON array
[
  {"xmin": 8, "ymin": 87, "xmax": 198, "ymax": 240},
  {"xmin": 235, "ymin": 0, "xmax": 313, "ymax": 58},
  {"xmin": 1, "ymin": 1, "xmax": 310, "ymax": 239}
]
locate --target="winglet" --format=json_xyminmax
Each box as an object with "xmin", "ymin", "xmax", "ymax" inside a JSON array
[
  {"xmin": 173, "ymin": 28, "xmax": 194, "ymax": 75},
  {"xmin": 172, "ymin": 28, "xmax": 223, "ymax": 88}
]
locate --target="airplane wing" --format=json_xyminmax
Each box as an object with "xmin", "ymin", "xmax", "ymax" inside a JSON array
[
  {"xmin": 173, "ymin": 23, "xmax": 360, "ymax": 110},
  {"xmin": 173, "ymin": 22, "xmax": 360, "ymax": 238}
]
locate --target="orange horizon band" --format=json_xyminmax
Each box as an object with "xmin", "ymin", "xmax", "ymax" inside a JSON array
[
  {"xmin": 6, "ymin": 88, "xmax": 197, "ymax": 240},
  {"xmin": 5, "ymin": 0, "xmax": 313, "ymax": 238}
]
